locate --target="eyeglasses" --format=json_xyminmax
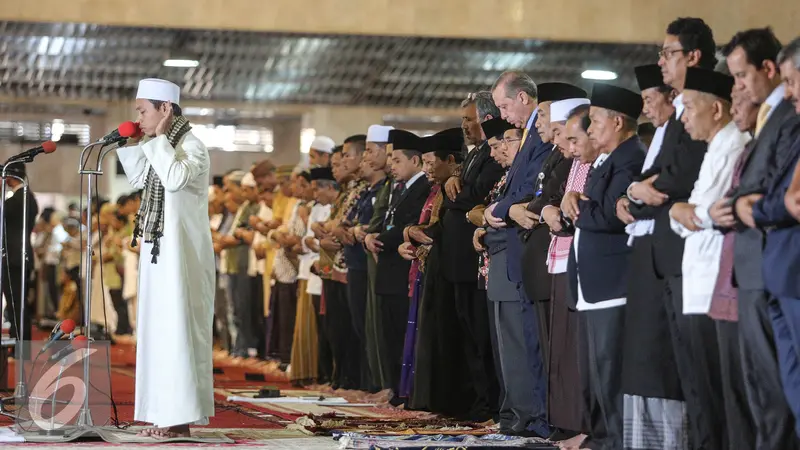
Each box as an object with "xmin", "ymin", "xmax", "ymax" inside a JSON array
[
  {"xmin": 658, "ymin": 48, "xmax": 686, "ymax": 59},
  {"xmin": 503, "ymin": 137, "xmax": 522, "ymax": 144}
]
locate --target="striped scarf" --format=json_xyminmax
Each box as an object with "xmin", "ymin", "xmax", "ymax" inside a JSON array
[{"xmin": 131, "ymin": 115, "xmax": 192, "ymax": 263}]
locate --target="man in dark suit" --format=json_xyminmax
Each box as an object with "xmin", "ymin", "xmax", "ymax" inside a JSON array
[
  {"xmin": 721, "ymin": 33, "xmax": 800, "ymax": 446},
  {"xmin": 365, "ymin": 129, "xmax": 431, "ymax": 400},
  {"xmin": 487, "ymin": 70, "xmax": 554, "ymax": 438},
  {"xmin": 711, "ymin": 29, "xmax": 800, "ymax": 449},
  {"xmin": 624, "ymin": 18, "xmax": 723, "ymax": 449},
  {"xmin": 1, "ymin": 163, "xmax": 39, "ymax": 356},
  {"xmin": 562, "ymin": 82, "xmax": 645, "ymax": 450},
  {"xmin": 435, "ymin": 92, "xmax": 504, "ymax": 420}
]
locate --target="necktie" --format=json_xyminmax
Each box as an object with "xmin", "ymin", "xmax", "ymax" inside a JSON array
[
  {"xmin": 521, "ymin": 126, "xmax": 530, "ymax": 147},
  {"xmin": 755, "ymin": 102, "xmax": 772, "ymax": 137}
]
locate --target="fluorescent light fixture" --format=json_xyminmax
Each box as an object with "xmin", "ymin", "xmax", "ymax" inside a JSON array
[
  {"xmin": 581, "ymin": 69, "xmax": 617, "ymax": 81},
  {"xmin": 163, "ymin": 59, "xmax": 199, "ymax": 68}
]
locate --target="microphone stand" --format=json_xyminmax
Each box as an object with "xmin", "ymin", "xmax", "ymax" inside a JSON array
[
  {"xmin": 12, "ymin": 140, "xmax": 124, "ymax": 442},
  {"xmin": 0, "ymin": 157, "xmax": 33, "ymax": 419}
]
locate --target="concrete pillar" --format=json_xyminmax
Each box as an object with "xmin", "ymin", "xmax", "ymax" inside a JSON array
[{"xmin": 303, "ymin": 106, "xmax": 385, "ymax": 145}]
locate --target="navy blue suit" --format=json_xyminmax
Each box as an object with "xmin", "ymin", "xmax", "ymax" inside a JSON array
[
  {"xmin": 493, "ymin": 116, "xmax": 551, "ymax": 285},
  {"xmin": 568, "ymin": 136, "xmax": 645, "ymax": 304},
  {"xmin": 753, "ymin": 135, "xmax": 800, "ymax": 435}
]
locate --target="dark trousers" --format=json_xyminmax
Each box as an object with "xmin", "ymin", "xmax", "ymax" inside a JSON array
[
  {"xmin": 250, "ymin": 276, "xmax": 265, "ymax": 358},
  {"xmin": 269, "ymin": 281, "xmax": 298, "ymax": 362},
  {"xmin": 312, "ymin": 293, "xmax": 333, "ymax": 384},
  {"xmin": 378, "ymin": 292, "xmax": 409, "ymax": 394},
  {"xmin": 494, "ymin": 297, "xmax": 550, "ymax": 437},
  {"xmin": 325, "ymin": 280, "xmax": 358, "ymax": 389},
  {"xmin": 715, "ymin": 320, "xmax": 756, "ymax": 450},
  {"xmin": 213, "ymin": 272, "xmax": 231, "ymax": 352},
  {"xmin": 581, "ymin": 306, "xmax": 625, "ymax": 450},
  {"xmin": 109, "ymin": 289, "xmax": 132, "ymax": 335},
  {"xmin": 769, "ymin": 296, "xmax": 800, "ymax": 438},
  {"xmin": 2, "ymin": 264, "xmax": 32, "ymax": 358},
  {"xmin": 487, "ymin": 292, "xmax": 506, "ymax": 424},
  {"xmin": 441, "ymin": 280, "xmax": 498, "ymax": 418},
  {"xmin": 738, "ymin": 289, "xmax": 799, "ymax": 450},
  {"xmin": 663, "ymin": 276, "xmax": 724, "ymax": 450},
  {"xmin": 346, "ymin": 269, "xmax": 371, "ymax": 391},
  {"xmin": 43, "ymin": 263, "xmax": 59, "ymax": 317}
]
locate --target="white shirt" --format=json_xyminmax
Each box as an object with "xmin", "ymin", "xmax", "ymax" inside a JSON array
[
  {"xmin": 764, "ymin": 84, "xmax": 786, "ymax": 122},
  {"xmin": 626, "ymin": 94, "xmax": 684, "ymax": 243},
  {"xmin": 249, "ymin": 202, "xmax": 273, "ymax": 276},
  {"xmin": 405, "ymin": 171, "xmax": 426, "ymax": 190},
  {"xmin": 670, "ymin": 121, "xmax": 751, "ymax": 314},
  {"xmin": 299, "ymin": 203, "xmax": 332, "ymax": 296},
  {"xmin": 575, "ymin": 154, "xmax": 627, "ymax": 311},
  {"xmin": 44, "ymin": 223, "xmax": 70, "ymax": 265}
]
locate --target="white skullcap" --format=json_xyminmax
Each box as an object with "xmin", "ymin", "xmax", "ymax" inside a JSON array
[
  {"xmin": 136, "ymin": 78, "xmax": 181, "ymax": 105},
  {"xmin": 367, "ymin": 125, "xmax": 394, "ymax": 143},
  {"xmin": 241, "ymin": 172, "xmax": 257, "ymax": 188},
  {"xmin": 310, "ymin": 136, "xmax": 336, "ymax": 153},
  {"xmin": 550, "ymin": 98, "xmax": 590, "ymax": 123}
]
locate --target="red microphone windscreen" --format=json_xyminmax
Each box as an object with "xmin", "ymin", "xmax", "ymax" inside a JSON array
[
  {"xmin": 41, "ymin": 141, "xmax": 57, "ymax": 153},
  {"xmin": 60, "ymin": 319, "xmax": 76, "ymax": 333},
  {"xmin": 72, "ymin": 335, "xmax": 89, "ymax": 348},
  {"xmin": 118, "ymin": 121, "xmax": 141, "ymax": 138}
]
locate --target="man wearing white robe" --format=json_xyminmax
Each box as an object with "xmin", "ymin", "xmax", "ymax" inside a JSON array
[
  {"xmin": 116, "ymin": 78, "xmax": 215, "ymax": 438},
  {"xmin": 668, "ymin": 68, "xmax": 751, "ymax": 314}
]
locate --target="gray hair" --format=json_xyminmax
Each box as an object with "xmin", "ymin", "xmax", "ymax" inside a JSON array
[
  {"xmin": 714, "ymin": 57, "xmax": 731, "ymax": 75},
  {"xmin": 777, "ymin": 37, "xmax": 800, "ymax": 69},
  {"xmin": 491, "ymin": 70, "xmax": 538, "ymax": 100},
  {"xmin": 475, "ymin": 91, "xmax": 500, "ymax": 120}
]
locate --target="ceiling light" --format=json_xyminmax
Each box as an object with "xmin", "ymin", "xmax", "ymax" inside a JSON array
[
  {"xmin": 581, "ymin": 70, "xmax": 618, "ymax": 81},
  {"xmin": 163, "ymin": 59, "xmax": 199, "ymax": 68}
]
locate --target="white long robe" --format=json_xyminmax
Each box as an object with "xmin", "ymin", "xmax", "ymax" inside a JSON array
[
  {"xmin": 669, "ymin": 120, "xmax": 751, "ymax": 315},
  {"xmin": 116, "ymin": 132, "xmax": 215, "ymax": 428}
]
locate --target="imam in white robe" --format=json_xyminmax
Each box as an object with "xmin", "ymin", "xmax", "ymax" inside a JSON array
[
  {"xmin": 116, "ymin": 132, "xmax": 216, "ymax": 428},
  {"xmin": 669, "ymin": 120, "xmax": 750, "ymax": 315}
]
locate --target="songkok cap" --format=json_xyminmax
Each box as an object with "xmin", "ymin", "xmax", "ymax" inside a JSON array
[
  {"xmin": 551, "ymin": 98, "xmax": 591, "ymax": 123},
  {"xmin": 537, "ymin": 83, "xmax": 588, "ymax": 103},
  {"xmin": 481, "ymin": 117, "xmax": 515, "ymax": 140},
  {"xmin": 367, "ymin": 125, "xmax": 395, "ymax": 143},
  {"xmin": 422, "ymin": 127, "xmax": 464, "ymax": 154},
  {"xmin": 634, "ymin": 64, "xmax": 666, "ymax": 91},
  {"xmin": 241, "ymin": 172, "xmax": 257, "ymax": 188},
  {"xmin": 276, "ymin": 165, "xmax": 295, "ymax": 177},
  {"xmin": 136, "ymin": 78, "xmax": 181, "ymax": 105},
  {"xmin": 590, "ymin": 83, "xmax": 644, "ymax": 119},
  {"xmin": 310, "ymin": 136, "xmax": 335, "ymax": 153},
  {"xmin": 684, "ymin": 67, "xmax": 735, "ymax": 102},
  {"xmin": 310, "ymin": 166, "xmax": 335, "ymax": 181},
  {"xmin": 388, "ymin": 129, "xmax": 423, "ymax": 151}
]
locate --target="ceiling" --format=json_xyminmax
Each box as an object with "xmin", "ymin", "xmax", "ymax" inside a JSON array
[{"xmin": 0, "ymin": 21, "xmax": 659, "ymax": 109}]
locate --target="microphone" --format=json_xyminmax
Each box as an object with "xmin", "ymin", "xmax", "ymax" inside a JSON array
[
  {"xmin": 5, "ymin": 141, "xmax": 57, "ymax": 163},
  {"xmin": 98, "ymin": 121, "xmax": 142, "ymax": 144},
  {"xmin": 40, "ymin": 319, "xmax": 76, "ymax": 353},
  {"xmin": 48, "ymin": 335, "xmax": 88, "ymax": 363}
]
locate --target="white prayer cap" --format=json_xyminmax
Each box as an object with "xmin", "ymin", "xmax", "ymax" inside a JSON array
[
  {"xmin": 310, "ymin": 136, "xmax": 336, "ymax": 154},
  {"xmin": 550, "ymin": 98, "xmax": 590, "ymax": 123},
  {"xmin": 136, "ymin": 78, "xmax": 181, "ymax": 105},
  {"xmin": 367, "ymin": 125, "xmax": 394, "ymax": 143},
  {"xmin": 241, "ymin": 172, "xmax": 257, "ymax": 188}
]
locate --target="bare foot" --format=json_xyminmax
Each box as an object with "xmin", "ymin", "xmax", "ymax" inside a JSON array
[
  {"xmin": 151, "ymin": 424, "xmax": 190, "ymax": 439},
  {"xmin": 557, "ymin": 433, "xmax": 587, "ymax": 449}
]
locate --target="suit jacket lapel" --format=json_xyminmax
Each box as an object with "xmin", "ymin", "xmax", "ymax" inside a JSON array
[{"xmin": 463, "ymin": 143, "xmax": 487, "ymax": 178}]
